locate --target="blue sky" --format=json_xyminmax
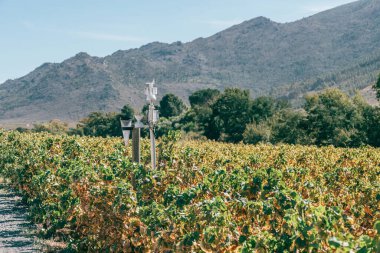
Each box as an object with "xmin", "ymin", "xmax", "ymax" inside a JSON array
[{"xmin": 0, "ymin": 0, "xmax": 356, "ymax": 83}]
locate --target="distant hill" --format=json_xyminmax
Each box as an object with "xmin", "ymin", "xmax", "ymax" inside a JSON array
[{"xmin": 1, "ymin": 0, "xmax": 380, "ymax": 123}]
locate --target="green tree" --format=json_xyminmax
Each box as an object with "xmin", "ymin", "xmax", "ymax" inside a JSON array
[
  {"xmin": 120, "ymin": 104, "xmax": 135, "ymax": 120},
  {"xmin": 304, "ymin": 89, "xmax": 365, "ymax": 147},
  {"xmin": 363, "ymin": 106, "xmax": 380, "ymax": 147},
  {"xmin": 108, "ymin": 104, "xmax": 135, "ymax": 137},
  {"xmin": 374, "ymin": 73, "xmax": 380, "ymax": 100},
  {"xmin": 243, "ymin": 122, "xmax": 272, "ymax": 144},
  {"xmin": 176, "ymin": 89, "xmax": 221, "ymax": 137},
  {"xmin": 210, "ymin": 88, "xmax": 251, "ymax": 142},
  {"xmin": 193, "ymin": 106, "xmax": 214, "ymax": 135},
  {"xmin": 270, "ymin": 109, "xmax": 309, "ymax": 145},
  {"xmin": 159, "ymin": 94, "xmax": 186, "ymax": 118},
  {"xmin": 189, "ymin": 89, "xmax": 220, "ymax": 107},
  {"xmin": 69, "ymin": 104, "xmax": 136, "ymax": 137},
  {"xmin": 33, "ymin": 119, "xmax": 69, "ymax": 135},
  {"xmin": 243, "ymin": 108, "xmax": 308, "ymax": 145},
  {"xmin": 250, "ymin": 96, "xmax": 288, "ymax": 123},
  {"xmin": 78, "ymin": 112, "xmax": 116, "ymax": 137}
]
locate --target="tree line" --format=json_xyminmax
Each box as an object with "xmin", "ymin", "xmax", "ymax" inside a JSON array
[
  {"xmin": 21, "ymin": 74, "xmax": 380, "ymax": 148},
  {"xmin": 179, "ymin": 87, "xmax": 380, "ymax": 147}
]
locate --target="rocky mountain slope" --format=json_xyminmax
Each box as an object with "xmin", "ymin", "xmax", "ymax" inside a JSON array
[{"xmin": 1, "ymin": 0, "xmax": 379, "ymax": 122}]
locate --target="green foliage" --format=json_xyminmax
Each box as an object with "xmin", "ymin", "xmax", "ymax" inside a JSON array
[
  {"xmin": 76, "ymin": 112, "xmax": 117, "ymax": 137},
  {"xmin": 189, "ymin": 88, "xmax": 220, "ymax": 107},
  {"xmin": 1, "ymin": 131, "xmax": 379, "ymax": 251},
  {"xmin": 304, "ymin": 89, "xmax": 366, "ymax": 147},
  {"xmin": 181, "ymin": 87, "xmax": 380, "ymax": 147},
  {"xmin": 108, "ymin": 104, "xmax": 135, "ymax": 137},
  {"xmin": 270, "ymin": 109, "xmax": 309, "ymax": 144},
  {"xmin": 243, "ymin": 122, "xmax": 272, "ymax": 144},
  {"xmin": 250, "ymin": 96, "xmax": 288, "ymax": 123},
  {"xmin": 178, "ymin": 90, "xmax": 222, "ymax": 140},
  {"xmin": 120, "ymin": 104, "xmax": 135, "ymax": 120},
  {"xmin": 155, "ymin": 117, "xmax": 180, "ymax": 138},
  {"xmin": 33, "ymin": 119, "xmax": 68, "ymax": 135},
  {"xmin": 159, "ymin": 93, "xmax": 186, "ymax": 118},
  {"xmin": 45, "ymin": 86, "xmax": 380, "ymax": 148},
  {"xmin": 15, "ymin": 127, "xmax": 30, "ymax": 133},
  {"xmin": 157, "ymin": 130, "xmax": 181, "ymax": 166},
  {"xmin": 374, "ymin": 73, "xmax": 380, "ymax": 100},
  {"xmin": 210, "ymin": 88, "xmax": 251, "ymax": 142},
  {"xmin": 363, "ymin": 106, "xmax": 380, "ymax": 147},
  {"xmin": 71, "ymin": 104, "xmax": 135, "ymax": 138}
]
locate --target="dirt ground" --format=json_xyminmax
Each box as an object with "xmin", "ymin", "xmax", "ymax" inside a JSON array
[{"xmin": 0, "ymin": 182, "xmax": 40, "ymax": 252}]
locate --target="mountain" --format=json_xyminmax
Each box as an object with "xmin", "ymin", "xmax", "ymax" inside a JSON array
[{"xmin": 1, "ymin": 0, "xmax": 380, "ymax": 123}]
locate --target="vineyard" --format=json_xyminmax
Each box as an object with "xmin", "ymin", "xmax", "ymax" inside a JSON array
[{"xmin": 0, "ymin": 130, "xmax": 379, "ymax": 252}]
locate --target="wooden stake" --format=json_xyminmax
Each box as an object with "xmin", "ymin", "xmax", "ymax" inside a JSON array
[{"xmin": 132, "ymin": 128, "xmax": 140, "ymax": 163}]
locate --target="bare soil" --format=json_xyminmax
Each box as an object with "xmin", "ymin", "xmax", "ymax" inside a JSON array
[{"xmin": 0, "ymin": 182, "xmax": 40, "ymax": 252}]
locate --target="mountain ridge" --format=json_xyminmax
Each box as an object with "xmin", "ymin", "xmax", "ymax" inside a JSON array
[{"xmin": 1, "ymin": 0, "xmax": 379, "ymax": 123}]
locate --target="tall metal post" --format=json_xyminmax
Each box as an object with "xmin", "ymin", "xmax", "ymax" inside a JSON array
[
  {"xmin": 149, "ymin": 104, "xmax": 157, "ymax": 169},
  {"xmin": 145, "ymin": 80, "xmax": 159, "ymax": 170}
]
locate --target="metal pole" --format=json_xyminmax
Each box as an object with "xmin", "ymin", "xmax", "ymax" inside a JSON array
[
  {"xmin": 150, "ymin": 126, "xmax": 156, "ymax": 169},
  {"xmin": 145, "ymin": 81, "xmax": 158, "ymax": 170},
  {"xmin": 132, "ymin": 128, "xmax": 140, "ymax": 163},
  {"xmin": 148, "ymin": 103, "xmax": 157, "ymax": 169}
]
